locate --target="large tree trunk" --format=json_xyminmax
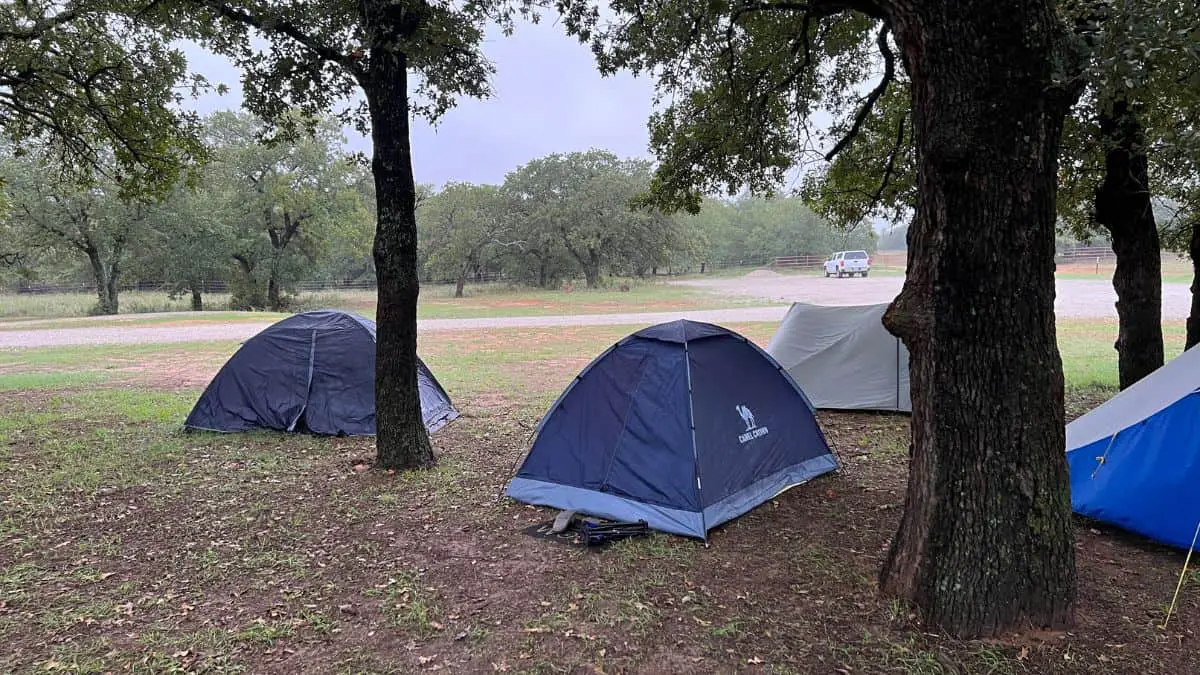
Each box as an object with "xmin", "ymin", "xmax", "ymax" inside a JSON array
[
  {"xmin": 1095, "ymin": 99, "xmax": 1163, "ymax": 389},
  {"xmin": 879, "ymin": 0, "xmax": 1076, "ymax": 637},
  {"xmin": 365, "ymin": 26, "xmax": 435, "ymax": 471},
  {"xmin": 1189, "ymin": 221, "xmax": 1200, "ymax": 350}
]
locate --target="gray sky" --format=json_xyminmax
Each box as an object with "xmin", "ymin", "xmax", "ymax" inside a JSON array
[
  {"xmin": 180, "ymin": 19, "xmax": 656, "ymax": 189},
  {"xmin": 176, "ymin": 19, "xmax": 902, "ymax": 231}
]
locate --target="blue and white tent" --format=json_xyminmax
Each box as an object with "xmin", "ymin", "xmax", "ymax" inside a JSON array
[
  {"xmin": 505, "ymin": 320, "xmax": 838, "ymax": 540},
  {"xmin": 1067, "ymin": 344, "xmax": 1200, "ymax": 549},
  {"xmin": 185, "ymin": 309, "xmax": 458, "ymax": 437}
]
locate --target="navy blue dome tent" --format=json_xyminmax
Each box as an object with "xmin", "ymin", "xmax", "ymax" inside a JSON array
[
  {"xmin": 185, "ymin": 309, "xmax": 458, "ymax": 436},
  {"xmin": 505, "ymin": 320, "xmax": 838, "ymax": 540}
]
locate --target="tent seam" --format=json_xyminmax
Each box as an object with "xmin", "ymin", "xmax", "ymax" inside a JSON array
[
  {"xmin": 288, "ymin": 329, "xmax": 318, "ymax": 432},
  {"xmin": 599, "ymin": 346, "xmax": 656, "ymax": 491}
]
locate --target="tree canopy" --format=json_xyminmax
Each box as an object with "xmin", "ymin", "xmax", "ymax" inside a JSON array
[{"xmin": 0, "ymin": 0, "xmax": 206, "ymax": 197}]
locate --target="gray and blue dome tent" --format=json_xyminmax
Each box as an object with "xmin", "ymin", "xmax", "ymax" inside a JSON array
[
  {"xmin": 185, "ymin": 309, "xmax": 458, "ymax": 436},
  {"xmin": 1066, "ymin": 344, "xmax": 1200, "ymax": 549},
  {"xmin": 505, "ymin": 320, "xmax": 838, "ymax": 540}
]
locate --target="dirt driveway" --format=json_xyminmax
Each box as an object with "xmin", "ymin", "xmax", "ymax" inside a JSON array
[
  {"xmin": 1, "ymin": 273, "xmax": 1190, "ymax": 349},
  {"xmin": 676, "ymin": 272, "xmax": 1193, "ymax": 319}
]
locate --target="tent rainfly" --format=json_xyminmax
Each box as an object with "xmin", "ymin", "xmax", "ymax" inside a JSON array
[
  {"xmin": 505, "ymin": 319, "xmax": 838, "ymax": 540},
  {"xmin": 1067, "ymin": 344, "xmax": 1200, "ymax": 549},
  {"xmin": 185, "ymin": 309, "xmax": 458, "ymax": 436},
  {"xmin": 765, "ymin": 302, "xmax": 911, "ymax": 412}
]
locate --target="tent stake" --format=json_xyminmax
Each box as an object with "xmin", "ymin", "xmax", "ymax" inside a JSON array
[{"xmin": 1161, "ymin": 519, "xmax": 1200, "ymax": 630}]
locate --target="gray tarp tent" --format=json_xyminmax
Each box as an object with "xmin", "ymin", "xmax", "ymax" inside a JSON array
[
  {"xmin": 185, "ymin": 309, "xmax": 458, "ymax": 435},
  {"xmin": 765, "ymin": 302, "xmax": 911, "ymax": 412}
]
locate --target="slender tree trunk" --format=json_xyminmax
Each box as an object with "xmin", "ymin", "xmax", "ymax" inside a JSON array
[
  {"xmin": 879, "ymin": 0, "xmax": 1077, "ymax": 637},
  {"xmin": 364, "ymin": 23, "xmax": 435, "ymax": 471},
  {"xmin": 191, "ymin": 286, "xmax": 204, "ymax": 311},
  {"xmin": 85, "ymin": 249, "xmax": 118, "ymax": 315},
  {"xmin": 105, "ymin": 269, "xmax": 120, "ymax": 315},
  {"xmin": 538, "ymin": 259, "xmax": 548, "ymax": 288},
  {"xmin": 267, "ymin": 271, "xmax": 283, "ymax": 311},
  {"xmin": 454, "ymin": 271, "xmax": 466, "ymax": 298},
  {"xmin": 1095, "ymin": 99, "xmax": 1163, "ymax": 389},
  {"xmin": 1189, "ymin": 221, "xmax": 1200, "ymax": 350},
  {"xmin": 582, "ymin": 251, "xmax": 602, "ymax": 288}
]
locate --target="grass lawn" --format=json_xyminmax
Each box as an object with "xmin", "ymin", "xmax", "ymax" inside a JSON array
[
  {"xmin": 0, "ymin": 319, "xmax": 1194, "ymax": 673},
  {"xmin": 1055, "ymin": 256, "xmax": 1195, "ymax": 284},
  {"xmin": 0, "ymin": 283, "xmax": 778, "ymax": 325}
]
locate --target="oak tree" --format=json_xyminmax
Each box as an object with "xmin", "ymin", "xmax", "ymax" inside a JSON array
[
  {"xmin": 153, "ymin": 0, "xmax": 532, "ymax": 468},
  {"xmin": 804, "ymin": 0, "xmax": 1200, "ymax": 389},
  {"xmin": 503, "ymin": 150, "xmax": 676, "ymax": 288},
  {"xmin": 558, "ymin": 0, "xmax": 1085, "ymax": 636},
  {"xmin": 3, "ymin": 152, "xmax": 151, "ymax": 313},
  {"xmin": 1, "ymin": 0, "xmax": 204, "ymax": 197},
  {"xmin": 418, "ymin": 182, "xmax": 513, "ymax": 297}
]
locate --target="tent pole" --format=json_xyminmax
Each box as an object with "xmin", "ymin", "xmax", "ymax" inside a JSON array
[{"xmin": 682, "ymin": 336, "xmax": 707, "ymax": 542}]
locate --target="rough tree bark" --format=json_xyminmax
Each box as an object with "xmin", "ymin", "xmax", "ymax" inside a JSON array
[
  {"xmin": 267, "ymin": 269, "xmax": 283, "ymax": 310},
  {"xmin": 1189, "ymin": 221, "xmax": 1200, "ymax": 350},
  {"xmin": 85, "ymin": 244, "xmax": 120, "ymax": 315},
  {"xmin": 581, "ymin": 260, "xmax": 601, "ymax": 288},
  {"xmin": 878, "ymin": 0, "xmax": 1077, "ymax": 637},
  {"xmin": 1095, "ymin": 99, "xmax": 1163, "ymax": 389},
  {"xmin": 265, "ymin": 213, "xmax": 304, "ymax": 311},
  {"xmin": 105, "ymin": 254, "xmax": 121, "ymax": 314},
  {"xmin": 365, "ymin": 9, "xmax": 435, "ymax": 470}
]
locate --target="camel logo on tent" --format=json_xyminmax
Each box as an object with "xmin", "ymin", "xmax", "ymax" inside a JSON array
[{"xmin": 736, "ymin": 404, "xmax": 768, "ymax": 443}]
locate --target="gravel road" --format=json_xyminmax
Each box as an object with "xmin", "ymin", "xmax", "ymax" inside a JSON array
[
  {"xmin": 675, "ymin": 274, "xmax": 1193, "ymax": 319},
  {"xmin": 0, "ymin": 274, "xmax": 1189, "ymax": 349}
]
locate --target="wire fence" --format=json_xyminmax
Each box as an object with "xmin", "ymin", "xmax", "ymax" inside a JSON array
[
  {"xmin": 16, "ymin": 246, "xmax": 1134, "ymax": 296},
  {"xmin": 2, "ymin": 247, "xmax": 1127, "ymax": 296},
  {"xmin": 1, "ymin": 257, "xmax": 788, "ymax": 295}
]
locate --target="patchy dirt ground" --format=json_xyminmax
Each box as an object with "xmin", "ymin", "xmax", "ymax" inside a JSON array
[{"xmin": 3, "ymin": 377, "xmax": 1200, "ymax": 674}]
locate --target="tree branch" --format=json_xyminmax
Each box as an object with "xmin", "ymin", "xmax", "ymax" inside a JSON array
[
  {"xmin": 730, "ymin": 0, "xmax": 886, "ymax": 22},
  {"xmin": 0, "ymin": 6, "xmax": 81, "ymax": 41},
  {"xmin": 824, "ymin": 24, "xmax": 894, "ymax": 162},
  {"xmin": 194, "ymin": 0, "xmax": 365, "ymax": 82},
  {"xmin": 869, "ymin": 114, "xmax": 906, "ymax": 206}
]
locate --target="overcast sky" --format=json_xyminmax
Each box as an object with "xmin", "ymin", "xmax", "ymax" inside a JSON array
[
  {"xmin": 180, "ymin": 18, "xmax": 657, "ymax": 189},
  {"xmin": 172, "ymin": 17, "xmax": 907, "ymax": 231}
]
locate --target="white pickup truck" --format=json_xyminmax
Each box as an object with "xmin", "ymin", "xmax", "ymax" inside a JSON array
[{"xmin": 823, "ymin": 250, "xmax": 871, "ymax": 278}]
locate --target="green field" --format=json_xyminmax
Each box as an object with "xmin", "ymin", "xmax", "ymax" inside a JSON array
[{"xmin": 0, "ymin": 282, "xmax": 781, "ymax": 323}]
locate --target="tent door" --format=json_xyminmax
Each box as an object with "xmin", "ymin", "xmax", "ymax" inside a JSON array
[{"xmin": 287, "ymin": 329, "xmax": 319, "ymax": 432}]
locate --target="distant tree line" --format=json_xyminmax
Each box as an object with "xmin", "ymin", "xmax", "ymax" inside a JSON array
[
  {"xmin": 418, "ymin": 149, "xmax": 876, "ymax": 295},
  {"xmin": 2, "ymin": 134, "xmax": 876, "ymax": 311}
]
